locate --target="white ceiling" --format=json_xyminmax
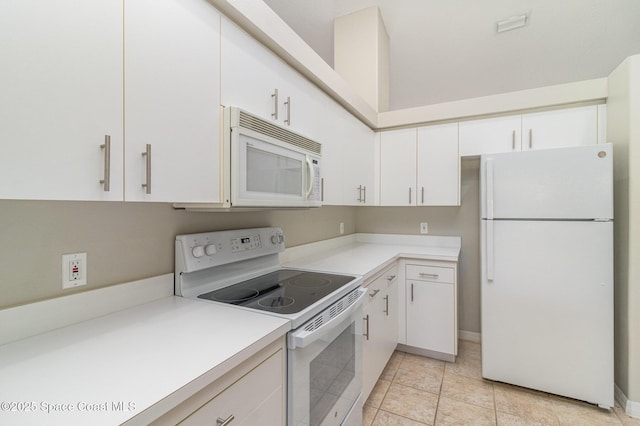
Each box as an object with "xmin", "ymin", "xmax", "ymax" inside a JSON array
[{"xmin": 262, "ymin": 0, "xmax": 640, "ymax": 111}]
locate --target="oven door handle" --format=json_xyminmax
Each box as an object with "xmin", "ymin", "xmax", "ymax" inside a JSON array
[{"xmin": 288, "ymin": 288, "xmax": 366, "ymax": 349}]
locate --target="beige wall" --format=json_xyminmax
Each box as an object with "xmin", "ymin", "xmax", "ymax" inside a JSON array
[
  {"xmin": 0, "ymin": 201, "xmax": 356, "ymax": 308},
  {"xmin": 355, "ymin": 159, "xmax": 481, "ymax": 333},
  {"xmin": 607, "ymin": 55, "xmax": 640, "ymax": 402}
]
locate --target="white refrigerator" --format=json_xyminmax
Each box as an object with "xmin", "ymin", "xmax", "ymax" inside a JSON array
[{"xmin": 480, "ymin": 144, "xmax": 614, "ymax": 408}]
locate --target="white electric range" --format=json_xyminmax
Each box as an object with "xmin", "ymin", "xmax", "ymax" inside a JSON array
[{"xmin": 175, "ymin": 227, "xmax": 365, "ymax": 426}]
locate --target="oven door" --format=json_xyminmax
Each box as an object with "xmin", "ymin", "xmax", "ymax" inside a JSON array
[
  {"xmin": 232, "ymin": 129, "xmax": 321, "ymax": 208},
  {"xmin": 288, "ymin": 289, "xmax": 365, "ymax": 426}
]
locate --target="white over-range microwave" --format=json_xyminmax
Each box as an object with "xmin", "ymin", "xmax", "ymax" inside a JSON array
[{"xmin": 174, "ymin": 106, "xmax": 322, "ymax": 210}]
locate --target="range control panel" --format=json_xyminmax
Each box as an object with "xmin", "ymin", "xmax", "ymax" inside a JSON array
[{"xmin": 176, "ymin": 227, "xmax": 285, "ymax": 273}]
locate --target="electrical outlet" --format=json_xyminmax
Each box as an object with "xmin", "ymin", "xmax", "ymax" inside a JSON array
[
  {"xmin": 420, "ymin": 222, "xmax": 429, "ymax": 234},
  {"xmin": 62, "ymin": 252, "xmax": 87, "ymax": 289},
  {"xmin": 339, "ymin": 222, "xmax": 345, "ymax": 234}
]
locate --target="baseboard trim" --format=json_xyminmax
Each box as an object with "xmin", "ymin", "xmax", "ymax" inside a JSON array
[
  {"xmin": 459, "ymin": 330, "xmax": 481, "ymax": 343},
  {"xmin": 615, "ymin": 384, "xmax": 640, "ymax": 418}
]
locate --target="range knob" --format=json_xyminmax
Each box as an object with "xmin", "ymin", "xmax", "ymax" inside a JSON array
[
  {"xmin": 204, "ymin": 244, "xmax": 217, "ymax": 256},
  {"xmin": 271, "ymin": 234, "xmax": 285, "ymax": 244},
  {"xmin": 192, "ymin": 245, "xmax": 205, "ymax": 258}
]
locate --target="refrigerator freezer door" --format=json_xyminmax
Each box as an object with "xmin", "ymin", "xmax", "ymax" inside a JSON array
[
  {"xmin": 481, "ymin": 144, "xmax": 613, "ymax": 220},
  {"xmin": 481, "ymin": 220, "xmax": 614, "ymax": 407}
]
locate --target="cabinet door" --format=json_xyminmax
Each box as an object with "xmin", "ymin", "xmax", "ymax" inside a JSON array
[
  {"xmin": 341, "ymin": 113, "xmax": 376, "ymax": 205},
  {"xmin": 406, "ymin": 280, "xmax": 455, "ymax": 354},
  {"xmin": 459, "ymin": 115, "xmax": 521, "ymax": 157},
  {"xmin": 382, "ymin": 278, "xmax": 399, "ymax": 359},
  {"xmin": 0, "ymin": 0, "xmax": 123, "ymax": 200},
  {"xmin": 125, "ymin": 0, "xmax": 221, "ymax": 202},
  {"xmin": 362, "ymin": 300, "xmax": 385, "ymax": 401},
  {"xmin": 221, "ymin": 18, "xmax": 280, "ymax": 124},
  {"xmin": 417, "ymin": 123, "xmax": 460, "ymax": 206},
  {"xmin": 379, "ymin": 129, "xmax": 417, "ymax": 206},
  {"xmin": 179, "ymin": 347, "xmax": 284, "ymax": 426},
  {"xmin": 221, "ymin": 17, "xmax": 321, "ymax": 141},
  {"xmin": 521, "ymin": 105, "xmax": 598, "ymax": 151}
]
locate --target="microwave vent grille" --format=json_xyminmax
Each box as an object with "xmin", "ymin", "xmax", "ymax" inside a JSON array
[{"xmin": 239, "ymin": 110, "xmax": 321, "ymax": 155}]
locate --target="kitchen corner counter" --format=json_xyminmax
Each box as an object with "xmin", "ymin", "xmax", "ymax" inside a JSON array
[
  {"xmin": 0, "ymin": 290, "xmax": 290, "ymax": 425},
  {"xmin": 281, "ymin": 233, "xmax": 461, "ymax": 280}
]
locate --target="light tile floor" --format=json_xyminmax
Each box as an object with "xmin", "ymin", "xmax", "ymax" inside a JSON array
[{"xmin": 363, "ymin": 341, "xmax": 640, "ymax": 426}]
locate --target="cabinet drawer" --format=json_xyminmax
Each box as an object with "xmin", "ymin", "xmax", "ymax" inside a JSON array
[
  {"xmin": 180, "ymin": 348, "xmax": 284, "ymax": 425},
  {"xmin": 364, "ymin": 265, "xmax": 399, "ymax": 307},
  {"xmin": 406, "ymin": 264, "xmax": 454, "ymax": 284}
]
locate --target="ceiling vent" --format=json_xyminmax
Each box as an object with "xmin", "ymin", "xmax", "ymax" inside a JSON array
[{"xmin": 496, "ymin": 14, "xmax": 528, "ymax": 33}]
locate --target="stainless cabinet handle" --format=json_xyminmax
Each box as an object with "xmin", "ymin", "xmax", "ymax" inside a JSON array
[
  {"xmin": 141, "ymin": 144, "xmax": 151, "ymax": 194},
  {"xmin": 529, "ymin": 128, "xmax": 533, "ymax": 148},
  {"xmin": 421, "ymin": 186, "xmax": 425, "ymax": 204},
  {"xmin": 369, "ymin": 288, "xmax": 380, "ymax": 298},
  {"xmin": 217, "ymin": 414, "xmax": 235, "ymax": 426},
  {"xmin": 357, "ymin": 185, "xmax": 363, "ymax": 202},
  {"xmin": 363, "ymin": 315, "xmax": 370, "ymax": 340},
  {"xmin": 284, "ymin": 96, "xmax": 291, "ymax": 126},
  {"xmin": 387, "ymin": 275, "xmax": 397, "ymax": 282},
  {"xmin": 409, "ymin": 187, "xmax": 412, "ymax": 204},
  {"xmin": 419, "ymin": 272, "xmax": 439, "ymax": 278},
  {"xmin": 363, "ymin": 185, "xmax": 366, "ymax": 204},
  {"xmin": 271, "ymin": 89, "xmax": 278, "ymax": 120},
  {"xmin": 512, "ymin": 130, "xmax": 516, "ymax": 150},
  {"xmin": 321, "ymin": 178, "xmax": 324, "ymax": 202},
  {"xmin": 100, "ymin": 135, "xmax": 111, "ymax": 192},
  {"xmin": 411, "ymin": 283, "xmax": 414, "ymax": 302},
  {"xmin": 384, "ymin": 294, "xmax": 389, "ymax": 316}
]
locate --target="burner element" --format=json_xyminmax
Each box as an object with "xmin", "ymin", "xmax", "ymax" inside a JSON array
[
  {"xmin": 289, "ymin": 276, "xmax": 332, "ymax": 288},
  {"xmin": 259, "ymin": 296, "xmax": 295, "ymax": 308},
  {"xmin": 212, "ymin": 288, "xmax": 259, "ymax": 303}
]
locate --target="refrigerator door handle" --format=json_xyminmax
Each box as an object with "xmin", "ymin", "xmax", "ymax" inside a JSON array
[
  {"xmin": 486, "ymin": 159, "xmax": 494, "ymax": 219},
  {"xmin": 486, "ymin": 220, "xmax": 495, "ymax": 281}
]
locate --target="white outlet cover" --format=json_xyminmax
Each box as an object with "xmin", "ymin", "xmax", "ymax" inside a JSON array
[
  {"xmin": 62, "ymin": 252, "xmax": 87, "ymax": 289},
  {"xmin": 420, "ymin": 223, "xmax": 429, "ymax": 234}
]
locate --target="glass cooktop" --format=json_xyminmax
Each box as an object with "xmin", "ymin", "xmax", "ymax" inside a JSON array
[{"xmin": 197, "ymin": 269, "xmax": 356, "ymax": 314}]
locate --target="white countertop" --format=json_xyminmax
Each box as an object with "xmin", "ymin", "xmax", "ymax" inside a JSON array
[
  {"xmin": 0, "ymin": 295, "xmax": 290, "ymax": 426},
  {"xmin": 0, "ymin": 233, "xmax": 459, "ymax": 425},
  {"xmin": 282, "ymin": 233, "xmax": 461, "ymax": 281}
]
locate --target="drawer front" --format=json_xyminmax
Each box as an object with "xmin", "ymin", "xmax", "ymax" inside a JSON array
[
  {"xmin": 180, "ymin": 348, "xmax": 284, "ymax": 425},
  {"xmin": 364, "ymin": 265, "xmax": 399, "ymax": 307},
  {"xmin": 406, "ymin": 264, "xmax": 454, "ymax": 284}
]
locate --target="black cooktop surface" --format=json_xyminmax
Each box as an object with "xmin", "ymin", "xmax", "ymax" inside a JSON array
[{"xmin": 197, "ymin": 269, "xmax": 356, "ymax": 314}]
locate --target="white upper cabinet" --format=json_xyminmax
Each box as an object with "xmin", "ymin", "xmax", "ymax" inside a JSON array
[
  {"xmin": 340, "ymin": 113, "xmax": 376, "ymax": 206},
  {"xmin": 379, "ymin": 129, "xmax": 417, "ymax": 206},
  {"xmin": 124, "ymin": 0, "xmax": 221, "ymax": 203},
  {"xmin": 521, "ymin": 105, "xmax": 598, "ymax": 151},
  {"xmin": 417, "ymin": 123, "xmax": 460, "ymax": 206},
  {"xmin": 379, "ymin": 124, "xmax": 459, "ymax": 207},
  {"xmin": 459, "ymin": 105, "xmax": 603, "ymax": 157},
  {"xmin": 459, "ymin": 115, "xmax": 522, "ymax": 157},
  {"xmin": 0, "ymin": 0, "xmax": 124, "ymax": 200},
  {"xmin": 220, "ymin": 17, "xmax": 322, "ymax": 141}
]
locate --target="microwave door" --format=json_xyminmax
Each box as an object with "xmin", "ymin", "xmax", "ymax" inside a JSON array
[{"xmin": 234, "ymin": 133, "xmax": 308, "ymax": 207}]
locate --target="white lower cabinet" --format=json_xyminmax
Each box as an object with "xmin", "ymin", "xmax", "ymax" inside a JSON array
[
  {"xmin": 362, "ymin": 264, "xmax": 399, "ymax": 401},
  {"xmin": 402, "ymin": 260, "xmax": 458, "ymax": 361},
  {"xmin": 149, "ymin": 337, "xmax": 286, "ymax": 426}
]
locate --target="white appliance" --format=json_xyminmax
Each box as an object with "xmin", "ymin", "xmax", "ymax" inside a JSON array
[
  {"xmin": 480, "ymin": 144, "xmax": 614, "ymax": 408},
  {"xmin": 174, "ymin": 107, "xmax": 322, "ymax": 211},
  {"xmin": 175, "ymin": 227, "xmax": 364, "ymax": 425}
]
